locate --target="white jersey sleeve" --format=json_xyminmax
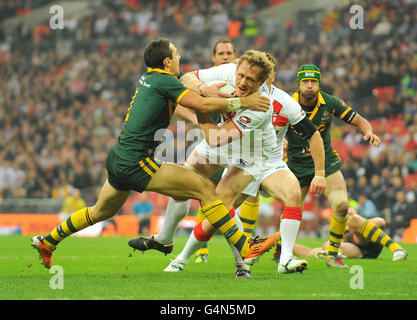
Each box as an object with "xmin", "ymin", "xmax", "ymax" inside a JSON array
[
  {"xmin": 272, "ymin": 86, "xmax": 306, "ymax": 126},
  {"xmin": 196, "ymin": 63, "xmax": 236, "ymax": 85}
]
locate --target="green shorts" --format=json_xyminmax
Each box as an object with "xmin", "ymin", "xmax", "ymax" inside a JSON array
[
  {"xmin": 106, "ymin": 149, "xmax": 162, "ymax": 193},
  {"xmin": 287, "ymin": 149, "xmax": 342, "ymax": 188},
  {"xmin": 209, "ymin": 167, "xmax": 225, "ymax": 182}
]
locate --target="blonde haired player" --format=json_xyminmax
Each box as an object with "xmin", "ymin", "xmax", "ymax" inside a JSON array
[
  {"xmin": 161, "ymin": 39, "xmax": 238, "ymax": 264},
  {"xmin": 160, "ymin": 52, "xmax": 327, "ymax": 276}
]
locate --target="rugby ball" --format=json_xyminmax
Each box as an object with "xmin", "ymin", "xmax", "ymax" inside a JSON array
[{"xmin": 205, "ymin": 80, "xmax": 236, "ymax": 96}]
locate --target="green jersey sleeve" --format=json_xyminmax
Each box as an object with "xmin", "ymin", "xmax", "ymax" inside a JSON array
[
  {"xmin": 332, "ymin": 97, "xmax": 357, "ymax": 124},
  {"xmin": 156, "ymin": 75, "xmax": 190, "ymax": 105}
]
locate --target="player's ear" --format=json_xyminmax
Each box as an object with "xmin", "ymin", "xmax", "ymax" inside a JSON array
[{"xmin": 163, "ymin": 56, "xmax": 171, "ymax": 69}]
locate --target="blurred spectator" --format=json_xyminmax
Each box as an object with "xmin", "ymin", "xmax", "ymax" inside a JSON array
[
  {"xmin": 255, "ymin": 196, "xmax": 276, "ymax": 236},
  {"xmin": 59, "ymin": 188, "xmax": 86, "ymax": 221},
  {"xmin": 357, "ymin": 194, "xmax": 379, "ymax": 220},
  {"xmin": 133, "ymin": 192, "xmax": 155, "ymax": 235},
  {"xmin": 366, "ymin": 174, "xmax": 387, "ymax": 212},
  {"xmin": 389, "ymin": 190, "xmax": 413, "ymax": 241},
  {"xmin": 0, "ymin": 0, "xmax": 416, "ymax": 242}
]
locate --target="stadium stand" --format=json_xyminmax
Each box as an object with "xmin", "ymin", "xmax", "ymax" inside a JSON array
[{"xmin": 0, "ymin": 0, "xmax": 416, "ymax": 239}]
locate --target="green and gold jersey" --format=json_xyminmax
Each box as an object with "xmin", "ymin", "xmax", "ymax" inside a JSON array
[
  {"xmin": 112, "ymin": 68, "xmax": 190, "ymax": 162},
  {"xmin": 287, "ymin": 91, "xmax": 356, "ymax": 161}
]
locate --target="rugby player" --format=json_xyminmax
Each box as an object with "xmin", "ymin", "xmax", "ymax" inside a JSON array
[
  {"xmin": 286, "ymin": 64, "xmax": 382, "ymax": 268},
  {"xmin": 169, "ymin": 38, "xmax": 238, "ymax": 264},
  {"xmin": 31, "ymin": 38, "xmax": 276, "ymax": 269},
  {"xmin": 162, "ymin": 53, "xmax": 327, "ymax": 276},
  {"xmin": 277, "ymin": 208, "xmax": 408, "ymax": 261},
  {"xmin": 130, "ymin": 50, "xmax": 280, "ymax": 277}
]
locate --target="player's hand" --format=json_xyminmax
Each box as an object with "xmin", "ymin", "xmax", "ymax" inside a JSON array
[
  {"xmin": 309, "ymin": 175, "xmax": 326, "ymax": 194},
  {"xmin": 200, "ymin": 82, "xmax": 234, "ymax": 98},
  {"xmin": 240, "ymin": 92, "xmax": 270, "ymax": 112},
  {"xmin": 363, "ymin": 132, "xmax": 381, "ymax": 147}
]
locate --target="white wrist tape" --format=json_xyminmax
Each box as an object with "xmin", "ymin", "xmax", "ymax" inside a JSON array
[{"xmin": 226, "ymin": 98, "xmax": 241, "ymax": 112}]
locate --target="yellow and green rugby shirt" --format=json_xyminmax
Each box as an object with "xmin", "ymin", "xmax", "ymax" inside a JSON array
[
  {"xmin": 112, "ymin": 68, "xmax": 190, "ymax": 162},
  {"xmin": 287, "ymin": 90, "xmax": 356, "ymax": 161}
]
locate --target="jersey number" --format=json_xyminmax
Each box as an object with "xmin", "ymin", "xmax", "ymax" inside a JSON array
[{"xmin": 272, "ymin": 100, "xmax": 288, "ymax": 127}]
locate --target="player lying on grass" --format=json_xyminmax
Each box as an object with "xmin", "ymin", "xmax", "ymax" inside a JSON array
[
  {"xmin": 146, "ymin": 53, "xmax": 327, "ymax": 276},
  {"xmin": 273, "ymin": 208, "xmax": 408, "ymax": 261},
  {"xmin": 31, "ymin": 38, "xmax": 278, "ymax": 269}
]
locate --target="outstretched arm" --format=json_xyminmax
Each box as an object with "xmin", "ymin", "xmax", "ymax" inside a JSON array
[{"xmin": 349, "ymin": 114, "xmax": 381, "ymax": 147}]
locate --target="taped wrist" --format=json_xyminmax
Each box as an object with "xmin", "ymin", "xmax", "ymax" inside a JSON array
[{"xmin": 226, "ymin": 98, "xmax": 241, "ymax": 112}]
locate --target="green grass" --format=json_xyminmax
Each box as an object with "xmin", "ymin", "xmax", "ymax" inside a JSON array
[{"xmin": 1, "ymin": 235, "xmax": 416, "ymax": 300}]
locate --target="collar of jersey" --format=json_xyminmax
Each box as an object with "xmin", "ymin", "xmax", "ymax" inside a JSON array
[
  {"xmin": 293, "ymin": 91, "xmax": 326, "ymax": 107},
  {"xmin": 147, "ymin": 67, "xmax": 175, "ymax": 75}
]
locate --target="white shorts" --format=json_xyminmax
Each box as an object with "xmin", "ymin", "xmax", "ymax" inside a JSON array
[
  {"xmin": 193, "ymin": 139, "xmax": 264, "ymax": 180},
  {"xmin": 241, "ymin": 158, "xmax": 289, "ymax": 197}
]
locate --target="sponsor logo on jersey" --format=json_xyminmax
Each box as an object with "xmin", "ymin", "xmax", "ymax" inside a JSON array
[
  {"xmin": 239, "ymin": 116, "xmax": 251, "ymax": 124},
  {"xmin": 237, "ymin": 116, "xmax": 251, "ymax": 128}
]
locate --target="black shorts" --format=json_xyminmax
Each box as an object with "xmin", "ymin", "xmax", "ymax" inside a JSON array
[
  {"xmin": 106, "ymin": 149, "xmax": 162, "ymax": 193},
  {"xmin": 344, "ymin": 231, "xmax": 383, "ymax": 259},
  {"xmin": 287, "ymin": 150, "xmax": 342, "ymax": 188}
]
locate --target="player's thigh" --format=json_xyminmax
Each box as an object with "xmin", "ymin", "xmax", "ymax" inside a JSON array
[
  {"xmin": 216, "ymin": 166, "xmax": 254, "ymax": 208},
  {"xmin": 260, "ymin": 169, "xmax": 302, "ymax": 207},
  {"xmin": 185, "ymin": 149, "xmax": 222, "ymax": 177},
  {"xmin": 91, "ymin": 179, "xmax": 131, "ymax": 221},
  {"xmin": 324, "ymin": 170, "xmax": 347, "ymax": 196},
  {"xmin": 324, "ymin": 170, "xmax": 348, "ymax": 210},
  {"xmin": 339, "ymin": 242, "xmax": 363, "ymax": 258},
  {"xmin": 146, "ymin": 162, "xmax": 217, "ymax": 205}
]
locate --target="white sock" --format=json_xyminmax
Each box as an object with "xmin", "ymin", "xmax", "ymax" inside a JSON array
[
  {"xmin": 279, "ymin": 218, "xmax": 301, "ymax": 264},
  {"xmin": 155, "ymin": 198, "xmax": 191, "ymax": 244},
  {"xmin": 177, "ymin": 231, "xmax": 206, "ymax": 264}
]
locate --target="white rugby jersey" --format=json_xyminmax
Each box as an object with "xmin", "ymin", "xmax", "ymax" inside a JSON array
[
  {"xmin": 197, "ymin": 63, "xmax": 278, "ymax": 167},
  {"xmin": 269, "ymin": 84, "xmax": 306, "ymax": 159}
]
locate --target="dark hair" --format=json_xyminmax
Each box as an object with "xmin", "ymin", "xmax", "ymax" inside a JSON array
[
  {"xmin": 212, "ymin": 38, "xmax": 235, "ymax": 54},
  {"xmin": 144, "ymin": 38, "xmax": 172, "ymax": 68}
]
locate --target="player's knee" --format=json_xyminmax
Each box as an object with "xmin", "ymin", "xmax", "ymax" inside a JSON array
[
  {"xmin": 283, "ymin": 185, "xmax": 302, "ymax": 207},
  {"xmin": 332, "ymin": 201, "xmax": 349, "ymax": 221},
  {"xmin": 336, "ymin": 201, "xmax": 349, "ymax": 216}
]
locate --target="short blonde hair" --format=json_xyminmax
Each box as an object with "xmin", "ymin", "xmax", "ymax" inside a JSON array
[{"xmin": 237, "ymin": 50, "xmax": 274, "ymax": 83}]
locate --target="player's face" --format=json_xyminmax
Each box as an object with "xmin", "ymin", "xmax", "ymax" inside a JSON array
[
  {"xmin": 168, "ymin": 43, "xmax": 181, "ymax": 76},
  {"xmin": 212, "ymin": 42, "xmax": 236, "ymax": 66},
  {"xmin": 235, "ymin": 60, "xmax": 262, "ymax": 97},
  {"xmin": 299, "ymin": 79, "xmax": 319, "ymax": 100}
]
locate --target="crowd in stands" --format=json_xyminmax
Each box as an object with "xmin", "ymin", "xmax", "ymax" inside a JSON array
[{"xmin": 0, "ymin": 0, "xmax": 416, "ymax": 238}]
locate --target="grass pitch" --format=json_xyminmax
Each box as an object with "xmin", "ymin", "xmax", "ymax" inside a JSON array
[{"xmin": 1, "ymin": 235, "xmax": 416, "ymax": 300}]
